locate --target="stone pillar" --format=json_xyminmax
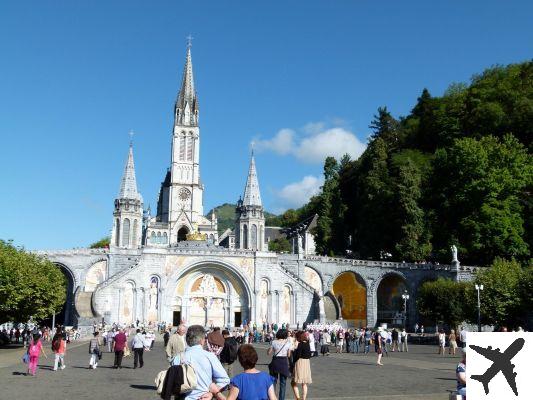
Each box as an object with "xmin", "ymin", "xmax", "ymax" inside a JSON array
[
  {"xmin": 275, "ymin": 290, "xmax": 280, "ymax": 324},
  {"xmin": 318, "ymin": 292, "xmax": 326, "ymax": 323},
  {"xmin": 366, "ymin": 287, "xmax": 377, "ymax": 328},
  {"xmin": 158, "ymin": 288, "xmax": 164, "ymax": 323},
  {"xmin": 293, "ymin": 291, "xmax": 297, "ymax": 326},
  {"xmin": 140, "ymin": 288, "xmax": 146, "ymax": 323},
  {"xmin": 228, "ymin": 296, "xmax": 234, "ymax": 327},
  {"xmin": 267, "ymin": 291, "xmax": 273, "ymax": 324},
  {"xmin": 132, "ymin": 288, "xmax": 138, "ymax": 323},
  {"xmin": 117, "ymin": 288, "xmax": 123, "ymax": 325}
]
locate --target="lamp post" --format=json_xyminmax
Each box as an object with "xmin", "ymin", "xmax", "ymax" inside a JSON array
[
  {"xmin": 401, "ymin": 291, "xmax": 410, "ymax": 330},
  {"xmin": 475, "ymin": 284, "xmax": 484, "ymax": 332}
]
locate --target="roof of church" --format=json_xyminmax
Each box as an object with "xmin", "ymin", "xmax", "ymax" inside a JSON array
[
  {"xmin": 118, "ymin": 144, "xmax": 143, "ymax": 202},
  {"xmin": 242, "ymin": 154, "xmax": 262, "ymax": 207}
]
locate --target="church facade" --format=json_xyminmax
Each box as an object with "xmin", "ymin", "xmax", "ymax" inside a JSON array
[{"xmin": 41, "ymin": 45, "xmax": 479, "ymax": 329}]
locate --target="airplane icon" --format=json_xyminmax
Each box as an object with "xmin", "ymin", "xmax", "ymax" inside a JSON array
[{"xmin": 469, "ymin": 338, "xmax": 525, "ymax": 396}]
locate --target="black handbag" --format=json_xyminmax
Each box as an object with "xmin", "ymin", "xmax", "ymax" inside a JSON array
[{"xmin": 268, "ymin": 342, "xmax": 287, "ymax": 375}]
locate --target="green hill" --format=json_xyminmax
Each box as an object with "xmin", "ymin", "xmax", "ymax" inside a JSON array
[{"xmin": 207, "ymin": 203, "xmax": 279, "ymax": 235}]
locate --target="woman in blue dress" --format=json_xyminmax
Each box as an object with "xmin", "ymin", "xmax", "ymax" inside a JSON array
[{"xmin": 218, "ymin": 344, "xmax": 277, "ymax": 400}]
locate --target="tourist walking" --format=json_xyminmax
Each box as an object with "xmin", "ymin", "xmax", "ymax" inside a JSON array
[
  {"xmin": 438, "ymin": 330, "xmax": 446, "ymax": 355},
  {"xmin": 456, "ymin": 349, "xmax": 467, "ymax": 399},
  {"xmin": 308, "ymin": 329, "xmax": 316, "ymax": 357},
  {"xmin": 27, "ymin": 333, "xmax": 47, "ymax": 376},
  {"xmin": 217, "ymin": 344, "xmax": 276, "ymax": 400},
  {"xmin": 268, "ymin": 329, "xmax": 292, "ymax": 400},
  {"xmin": 131, "ymin": 329, "xmax": 146, "ymax": 369},
  {"xmin": 364, "ymin": 328, "xmax": 372, "ymax": 354},
  {"xmin": 113, "ymin": 328, "xmax": 127, "ymax": 368},
  {"xmin": 391, "ymin": 329, "xmax": 399, "ymax": 352},
  {"xmin": 448, "ymin": 330, "xmax": 458, "ymax": 355},
  {"xmin": 88, "ymin": 332, "xmax": 101, "ymax": 369},
  {"xmin": 400, "ymin": 328, "xmax": 408, "ymax": 352},
  {"xmin": 336, "ymin": 330, "xmax": 344, "ymax": 353},
  {"xmin": 172, "ymin": 325, "xmax": 230, "ymax": 400},
  {"xmin": 106, "ymin": 329, "xmax": 115, "ymax": 352},
  {"xmin": 320, "ymin": 330, "xmax": 330, "ymax": 356},
  {"xmin": 220, "ymin": 329, "xmax": 239, "ymax": 378},
  {"xmin": 374, "ymin": 330, "xmax": 383, "ymax": 366},
  {"xmin": 291, "ymin": 331, "xmax": 312, "ymax": 400},
  {"xmin": 459, "ymin": 326, "xmax": 467, "ymax": 348},
  {"xmin": 165, "ymin": 324, "xmax": 186, "ymax": 363},
  {"xmin": 52, "ymin": 328, "xmax": 66, "ymax": 371}
]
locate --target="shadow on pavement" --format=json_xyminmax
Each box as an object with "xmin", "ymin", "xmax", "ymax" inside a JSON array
[{"xmin": 131, "ymin": 384, "xmax": 157, "ymax": 390}]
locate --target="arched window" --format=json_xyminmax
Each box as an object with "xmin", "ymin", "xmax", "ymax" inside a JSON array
[
  {"xmin": 157, "ymin": 232, "xmax": 162, "ymax": 244},
  {"xmin": 115, "ymin": 219, "xmax": 120, "ymax": 246},
  {"xmin": 251, "ymin": 224, "xmax": 258, "ymax": 250},
  {"xmin": 132, "ymin": 219, "xmax": 138, "ymax": 246},
  {"xmin": 150, "ymin": 231, "xmax": 156, "ymax": 244},
  {"xmin": 179, "ymin": 136, "xmax": 186, "ymax": 161},
  {"xmin": 243, "ymin": 224, "xmax": 248, "ymax": 249},
  {"xmin": 178, "ymin": 227, "xmax": 189, "ymax": 242},
  {"xmin": 122, "ymin": 218, "xmax": 130, "ymax": 247},
  {"xmin": 163, "ymin": 232, "xmax": 168, "ymax": 244},
  {"xmin": 187, "ymin": 137, "xmax": 193, "ymax": 161},
  {"xmin": 209, "ymin": 234, "xmax": 214, "ymax": 244}
]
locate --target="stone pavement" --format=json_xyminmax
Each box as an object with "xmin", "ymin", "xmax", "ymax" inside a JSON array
[{"xmin": 0, "ymin": 340, "xmax": 461, "ymax": 399}]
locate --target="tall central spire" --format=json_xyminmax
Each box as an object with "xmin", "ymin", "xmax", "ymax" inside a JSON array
[
  {"xmin": 242, "ymin": 154, "xmax": 262, "ymax": 206},
  {"xmin": 118, "ymin": 144, "xmax": 143, "ymax": 202},
  {"xmin": 175, "ymin": 43, "xmax": 198, "ymax": 127}
]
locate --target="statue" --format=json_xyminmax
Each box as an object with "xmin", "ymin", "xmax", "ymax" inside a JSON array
[{"xmin": 451, "ymin": 245, "xmax": 458, "ymax": 263}]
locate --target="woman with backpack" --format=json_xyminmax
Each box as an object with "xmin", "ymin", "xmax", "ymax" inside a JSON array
[
  {"xmin": 52, "ymin": 328, "xmax": 67, "ymax": 371},
  {"xmin": 88, "ymin": 331, "xmax": 101, "ymax": 369},
  {"xmin": 27, "ymin": 333, "xmax": 47, "ymax": 376},
  {"xmin": 268, "ymin": 329, "xmax": 292, "ymax": 400}
]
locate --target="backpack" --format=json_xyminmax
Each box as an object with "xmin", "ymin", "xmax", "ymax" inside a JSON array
[{"xmin": 226, "ymin": 338, "xmax": 239, "ymax": 364}]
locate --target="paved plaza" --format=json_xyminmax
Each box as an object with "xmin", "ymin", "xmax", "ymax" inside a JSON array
[{"xmin": 0, "ymin": 338, "xmax": 461, "ymax": 400}]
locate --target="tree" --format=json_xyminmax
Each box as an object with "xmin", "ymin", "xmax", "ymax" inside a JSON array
[
  {"xmin": 369, "ymin": 106, "xmax": 401, "ymax": 149},
  {"xmin": 393, "ymin": 158, "xmax": 432, "ymax": 261},
  {"xmin": 431, "ymin": 134, "xmax": 531, "ymax": 264},
  {"xmin": 268, "ymin": 237, "xmax": 291, "ymax": 253},
  {"xmin": 417, "ymin": 278, "xmax": 472, "ymax": 329},
  {"xmin": 89, "ymin": 237, "xmax": 110, "ymax": 249},
  {"xmin": 0, "ymin": 240, "xmax": 66, "ymax": 323},
  {"xmin": 474, "ymin": 258, "xmax": 527, "ymax": 329}
]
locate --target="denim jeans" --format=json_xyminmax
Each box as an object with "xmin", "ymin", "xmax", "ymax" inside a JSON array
[
  {"xmin": 353, "ymin": 340, "xmax": 360, "ymax": 353},
  {"xmin": 364, "ymin": 340, "xmax": 370, "ymax": 353},
  {"xmin": 273, "ymin": 374, "xmax": 287, "ymax": 400}
]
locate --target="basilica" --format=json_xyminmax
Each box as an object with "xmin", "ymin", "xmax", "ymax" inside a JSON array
[{"xmin": 42, "ymin": 45, "xmax": 477, "ymax": 330}]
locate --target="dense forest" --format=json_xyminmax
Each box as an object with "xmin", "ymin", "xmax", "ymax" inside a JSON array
[{"xmin": 272, "ymin": 62, "xmax": 532, "ymax": 266}]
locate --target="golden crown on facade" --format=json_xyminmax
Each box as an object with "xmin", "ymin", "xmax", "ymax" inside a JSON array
[{"xmin": 186, "ymin": 231, "xmax": 208, "ymax": 241}]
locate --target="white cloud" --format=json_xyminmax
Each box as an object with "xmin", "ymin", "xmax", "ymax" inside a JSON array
[
  {"xmin": 254, "ymin": 125, "xmax": 366, "ymax": 164},
  {"xmin": 254, "ymin": 128, "xmax": 295, "ymax": 155},
  {"xmin": 276, "ymin": 175, "xmax": 323, "ymax": 210},
  {"xmin": 294, "ymin": 128, "xmax": 366, "ymax": 163}
]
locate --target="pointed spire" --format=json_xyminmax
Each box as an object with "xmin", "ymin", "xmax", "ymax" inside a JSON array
[
  {"xmin": 118, "ymin": 143, "xmax": 143, "ymax": 202},
  {"xmin": 175, "ymin": 41, "xmax": 198, "ymax": 126},
  {"xmin": 242, "ymin": 154, "xmax": 262, "ymax": 207}
]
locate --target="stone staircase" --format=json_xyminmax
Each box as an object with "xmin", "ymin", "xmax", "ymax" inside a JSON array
[
  {"xmin": 96, "ymin": 257, "xmax": 141, "ymax": 291},
  {"xmin": 278, "ymin": 264, "xmax": 316, "ymax": 294}
]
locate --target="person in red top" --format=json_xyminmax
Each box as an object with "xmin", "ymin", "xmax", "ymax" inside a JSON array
[
  {"xmin": 113, "ymin": 328, "xmax": 128, "ymax": 369},
  {"xmin": 52, "ymin": 327, "xmax": 67, "ymax": 371}
]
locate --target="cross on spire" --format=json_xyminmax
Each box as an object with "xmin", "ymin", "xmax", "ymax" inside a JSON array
[
  {"xmin": 186, "ymin": 34, "xmax": 194, "ymax": 48},
  {"xmin": 128, "ymin": 130, "xmax": 135, "ymax": 146}
]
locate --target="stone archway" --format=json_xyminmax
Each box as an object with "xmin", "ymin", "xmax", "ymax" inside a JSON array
[
  {"xmin": 166, "ymin": 261, "xmax": 253, "ymax": 328},
  {"xmin": 178, "ymin": 227, "xmax": 189, "ymax": 242},
  {"xmin": 53, "ymin": 263, "xmax": 77, "ymax": 327},
  {"xmin": 376, "ymin": 273, "xmax": 407, "ymax": 326},
  {"xmin": 331, "ymin": 271, "xmax": 367, "ymax": 327}
]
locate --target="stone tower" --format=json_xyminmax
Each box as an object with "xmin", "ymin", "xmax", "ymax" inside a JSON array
[
  {"xmin": 236, "ymin": 154, "xmax": 265, "ymax": 251},
  {"xmin": 111, "ymin": 143, "xmax": 143, "ymax": 249},
  {"xmin": 168, "ymin": 44, "xmax": 204, "ymax": 242}
]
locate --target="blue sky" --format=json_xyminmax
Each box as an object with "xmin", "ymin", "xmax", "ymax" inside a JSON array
[{"xmin": 1, "ymin": 1, "xmax": 531, "ymax": 250}]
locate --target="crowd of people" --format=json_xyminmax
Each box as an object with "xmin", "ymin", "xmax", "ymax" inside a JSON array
[{"xmin": 11, "ymin": 319, "xmax": 503, "ymax": 400}]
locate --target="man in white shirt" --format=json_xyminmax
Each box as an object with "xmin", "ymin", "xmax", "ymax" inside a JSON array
[
  {"xmin": 172, "ymin": 325, "xmax": 230, "ymax": 400},
  {"xmin": 459, "ymin": 326, "xmax": 467, "ymax": 348}
]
